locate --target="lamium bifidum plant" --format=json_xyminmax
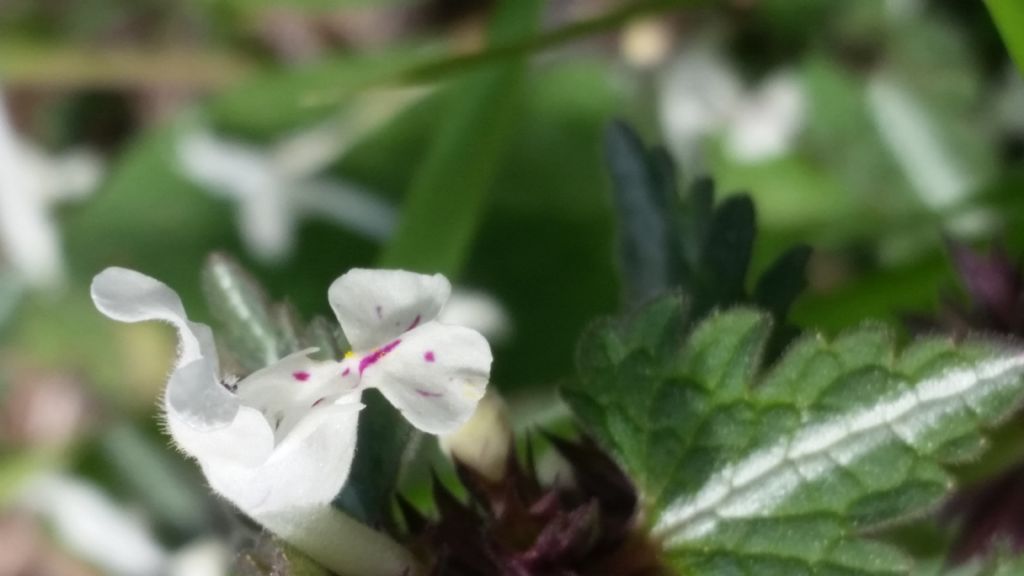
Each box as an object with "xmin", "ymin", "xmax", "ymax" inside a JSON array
[{"xmin": 89, "ymin": 123, "xmax": 1024, "ymax": 576}]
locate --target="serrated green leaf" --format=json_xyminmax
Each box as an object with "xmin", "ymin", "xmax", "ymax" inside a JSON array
[
  {"xmin": 754, "ymin": 244, "xmax": 812, "ymax": 321},
  {"xmin": 565, "ymin": 299, "xmax": 1024, "ymax": 573},
  {"xmin": 602, "ymin": 124, "xmax": 809, "ymax": 353},
  {"xmin": 605, "ymin": 120, "xmax": 679, "ymax": 304},
  {"xmin": 676, "ymin": 177, "xmax": 715, "ymax": 274},
  {"xmin": 700, "ymin": 196, "xmax": 756, "ymax": 307}
]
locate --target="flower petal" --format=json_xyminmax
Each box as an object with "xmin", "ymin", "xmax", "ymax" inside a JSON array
[
  {"xmin": 328, "ymin": 268, "xmax": 450, "ymax": 351},
  {"xmin": 91, "ymin": 267, "xmax": 237, "ymax": 431},
  {"xmin": 91, "ymin": 267, "xmax": 208, "ymax": 365},
  {"xmin": 234, "ymin": 349, "xmax": 359, "ymax": 441},
  {"xmin": 164, "ymin": 360, "xmax": 274, "ymax": 468},
  {"xmin": 361, "ymin": 322, "xmax": 491, "ymax": 435},
  {"xmin": 200, "ymin": 399, "xmax": 361, "ymax": 515}
]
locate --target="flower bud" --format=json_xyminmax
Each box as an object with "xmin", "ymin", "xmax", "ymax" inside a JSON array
[{"xmin": 439, "ymin": 390, "xmax": 512, "ymax": 482}]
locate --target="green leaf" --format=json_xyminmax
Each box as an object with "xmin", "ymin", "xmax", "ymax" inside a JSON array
[
  {"xmin": 604, "ymin": 120, "xmax": 679, "ymax": 304},
  {"xmin": 565, "ymin": 299, "xmax": 1024, "ymax": 573},
  {"xmin": 921, "ymin": 548, "xmax": 1024, "ymax": 576},
  {"xmin": 0, "ymin": 271, "xmax": 23, "ymax": 334},
  {"xmin": 700, "ymin": 195, "xmax": 756, "ymax": 306},
  {"xmin": 988, "ymin": 0, "xmax": 1024, "ymax": 76},
  {"xmin": 333, "ymin": 390, "xmax": 413, "ymax": 528},
  {"xmin": 754, "ymin": 245, "xmax": 812, "ymax": 321},
  {"xmin": 602, "ymin": 123, "xmax": 808, "ymax": 352},
  {"xmin": 377, "ymin": 0, "xmax": 542, "ymax": 275},
  {"xmin": 201, "ymin": 253, "xmax": 286, "ymax": 372}
]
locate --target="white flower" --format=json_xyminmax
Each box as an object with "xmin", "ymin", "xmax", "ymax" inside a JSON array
[
  {"xmin": 177, "ymin": 91, "xmax": 424, "ymax": 263},
  {"xmin": 658, "ymin": 47, "xmax": 805, "ymax": 167},
  {"xmin": 90, "ymin": 266, "xmax": 493, "ymax": 575},
  {"xmin": 17, "ymin": 473, "xmax": 167, "ymax": 576},
  {"xmin": 178, "ymin": 127, "xmax": 396, "ymax": 263},
  {"xmin": 0, "ymin": 90, "xmax": 102, "ymax": 288},
  {"xmin": 439, "ymin": 287, "xmax": 512, "ymax": 344},
  {"xmin": 867, "ymin": 76, "xmax": 974, "ymax": 211}
]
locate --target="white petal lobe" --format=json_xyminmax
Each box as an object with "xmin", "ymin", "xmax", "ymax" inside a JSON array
[
  {"xmin": 362, "ymin": 322, "xmax": 491, "ymax": 435},
  {"xmin": 329, "ymin": 268, "xmax": 450, "ymax": 351},
  {"xmin": 91, "ymin": 267, "xmax": 236, "ymax": 430}
]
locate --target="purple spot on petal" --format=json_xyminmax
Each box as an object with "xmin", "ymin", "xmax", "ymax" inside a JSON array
[
  {"xmin": 312, "ymin": 397, "xmax": 327, "ymax": 407},
  {"xmin": 424, "ymin": 351, "xmax": 435, "ymax": 363},
  {"xmin": 416, "ymin": 389, "xmax": 443, "ymax": 398},
  {"xmin": 359, "ymin": 339, "xmax": 401, "ymax": 374},
  {"xmin": 342, "ymin": 367, "xmax": 351, "ymax": 377},
  {"xmin": 406, "ymin": 314, "xmax": 422, "ymax": 332},
  {"xmin": 293, "ymin": 371, "xmax": 310, "ymax": 382}
]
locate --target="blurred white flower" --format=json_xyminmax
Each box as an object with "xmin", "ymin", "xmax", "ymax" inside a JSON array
[
  {"xmin": 178, "ymin": 128, "xmax": 396, "ymax": 263},
  {"xmin": 177, "ymin": 92, "xmax": 423, "ymax": 263},
  {"xmin": 91, "ymin": 266, "xmax": 493, "ymax": 575},
  {"xmin": 440, "ymin": 288, "xmax": 512, "ymax": 344},
  {"xmin": 658, "ymin": 47, "xmax": 805, "ymax": 168},
  {"xmin": 867, "ymin": 75, "xmax": 986, "ymax": 236},
  {"xmin": 17, "ymin": 473, "xmax": 166, "ymax": 576},
  {"xmin": 0, "ymin": 93, "xmax": 102, "ymax": 288}
]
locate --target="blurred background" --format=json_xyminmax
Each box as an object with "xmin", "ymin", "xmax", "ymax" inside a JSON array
[{"xmin": 0, "ymin": 0, "xmax": 1022, "ymax": 574}]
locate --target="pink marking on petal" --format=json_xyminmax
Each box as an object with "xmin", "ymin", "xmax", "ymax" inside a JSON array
[
  {"xmin": 424, "ymin": 351, "xmax": 435, "ymax": 363},
  {"xmin": 359, "ymin": 339, "xmax": 401, "ymax": 374},
  {"xmin": 293, "ymin": 371, "xmax": 310, "ymax": 381},
  {"xmin": 342, "ymin": 367, "xmax": 351, "ymax": 377},
  {"xmin": 406, "ymin": 314, "xmax": 422, "ymax": 331},
  {"xmin": 416, "ymin": 389, "xmax": 444, "ymax": 398}
]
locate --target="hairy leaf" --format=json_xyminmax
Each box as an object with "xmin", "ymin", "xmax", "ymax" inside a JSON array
[
  {"xmin": 603, "ymin": 123, "xmax": 808, "ymax": 352},
  {"xmin": 604, "ymin": 120, "xmax": 679, "ymax": 303},
  {"xmin": 564, "ymin": 297, "xmax": 1024, "ymax": 573},
  {"xmin": 201, "ymin": 253, "xmax": 284, "ymax": 372}
]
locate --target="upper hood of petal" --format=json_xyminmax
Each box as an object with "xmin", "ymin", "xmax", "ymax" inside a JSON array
[
  {"xmin": 91, "ymin": 267, "xmax": 237, "ymax": 430},
  {"xmin": 328, "ymin": 268, "xmax": 451, "ymax": 351}
]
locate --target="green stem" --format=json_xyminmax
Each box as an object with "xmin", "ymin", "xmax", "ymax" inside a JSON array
[
  {"xmin": 3, "ymin": 1, "xmax": 696, "ymax": 93},
  {"xmin": 398, "ymin": 0, "xmax": 687, "ymax": 82},
  {"xmin": 987, "ymin": 0, "xmax": 1024, "ymax": 75},
  {"xmin": 304, "ymin": 0, "xmax": 696, "ymax": 106},
  {"xmin": 259, "ymin": 505, "xmax": 419, "ymax": 576}
]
